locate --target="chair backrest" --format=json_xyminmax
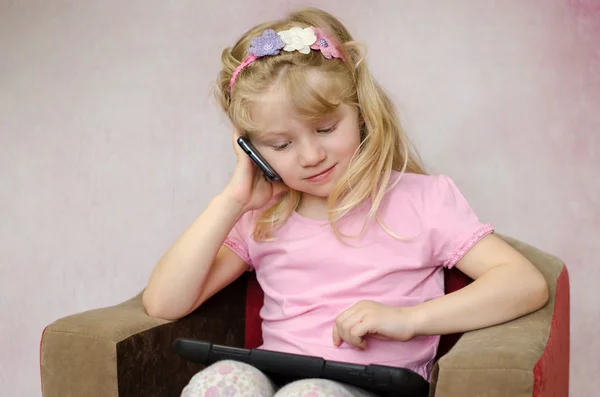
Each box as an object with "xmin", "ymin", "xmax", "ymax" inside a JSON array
[
  {"xmin": 244, "ymin": 272, "xmax": 265, "ymax": 349},
  {"xmin": 244, "ymin": 267, "xmax": 473, "ymax": 357}
]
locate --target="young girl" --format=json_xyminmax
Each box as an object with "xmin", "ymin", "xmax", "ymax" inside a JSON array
[{"xmin": 143, "ymin": 8, "xmax": 549, "ymax": 397}]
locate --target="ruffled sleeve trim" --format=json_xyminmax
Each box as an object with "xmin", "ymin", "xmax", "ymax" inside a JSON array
[
  {"xmin": 442, "ymin": 224, "xmax": 495, "ymax": 269},
  {"xmin": 223, "ymin": 238, "xmax": 253, "ymax": 268}
]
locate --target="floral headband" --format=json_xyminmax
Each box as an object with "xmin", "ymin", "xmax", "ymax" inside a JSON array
[{"xmin": 229, "ymin": 26, "xmax": 344, "ymax": 92}]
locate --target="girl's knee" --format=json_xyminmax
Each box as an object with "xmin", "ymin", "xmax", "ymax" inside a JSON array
[
  {"xmin": 274, "ymin": 379, "xmax": 338, "ymax": 397},
  {"xmin": 182, "ymin": 360, "xmax": 275, "ymax": 397},
  {"xmin": 274, "ymin": 378, "xmax": 375, "ymax": 397},
  {"xmin": 204, "ymin": 359, "xmax": 256, "ymax": 376}
]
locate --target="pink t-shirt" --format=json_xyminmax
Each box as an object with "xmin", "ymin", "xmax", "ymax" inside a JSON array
[{"xmin": 223, "ymin": 172, "xmax": 493, "ymax": 380}]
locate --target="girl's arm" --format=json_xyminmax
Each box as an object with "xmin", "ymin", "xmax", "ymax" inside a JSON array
[
  {"xmin": 143, "ymin": 127, "xmax": 287, "ymax": 321},
  {"xmin": 142, "ymin": 193, "xmax": 248, "ymax": 321},
  {"xmin": 412, "ymin": 234, "xmax": 549, "ymax": 336}
]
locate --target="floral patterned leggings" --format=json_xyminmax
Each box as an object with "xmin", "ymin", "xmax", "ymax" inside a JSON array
[{"xmin": 181, "ymin": 360, "xmax": 380, "ymax": 397}]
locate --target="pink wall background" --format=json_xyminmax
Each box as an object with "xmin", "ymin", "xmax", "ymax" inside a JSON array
[{"xmin": 1, "ymin": 1, "xmax": 598, "ymax": 395}]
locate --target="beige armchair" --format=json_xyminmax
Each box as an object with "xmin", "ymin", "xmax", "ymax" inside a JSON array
[{"xmin": 40, "ymin": 235, "xmax": 569, "ymax": 396}]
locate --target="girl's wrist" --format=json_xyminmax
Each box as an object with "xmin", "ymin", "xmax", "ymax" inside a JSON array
[
  {"xmin": 408, "ymin": 304, "xmax": 428, "ymax": 337},
  {"xmin": 214, "ymin": 190, "xmax": 247, "ymax": 219}
]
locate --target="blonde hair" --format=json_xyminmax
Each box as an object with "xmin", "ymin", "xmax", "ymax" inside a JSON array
[{"xmin": 215, "ymin": 7, "xmax": 426, "ymax": 241}]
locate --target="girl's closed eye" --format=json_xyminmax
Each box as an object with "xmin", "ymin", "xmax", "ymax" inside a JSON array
[
  {"xmin": 317, "ymin": 124, "xmax": 338, "ymax": 134},
  {"xmin": 273, "ymin": 141, "xmax": 291, "ymax": 151}
]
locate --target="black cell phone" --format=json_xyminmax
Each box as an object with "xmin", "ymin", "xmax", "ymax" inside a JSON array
[{"xmin": 237, "ymin": 136, "xmax": 282, "ymax": 182}]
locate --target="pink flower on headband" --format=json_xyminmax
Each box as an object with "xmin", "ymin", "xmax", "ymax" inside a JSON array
[{"xmin": 310, "ymin": 28, "xmax": 342, "ymax": 59}]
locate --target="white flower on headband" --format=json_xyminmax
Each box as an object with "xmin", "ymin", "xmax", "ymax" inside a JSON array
[{"xmin": 277, "ymin": 27, "xmax": 317, "ymax": 54}]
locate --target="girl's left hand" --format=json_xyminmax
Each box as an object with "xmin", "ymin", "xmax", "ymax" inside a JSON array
[{"xmin": 332, "ymin": 300, "xmax": 418, "ymax": 349}]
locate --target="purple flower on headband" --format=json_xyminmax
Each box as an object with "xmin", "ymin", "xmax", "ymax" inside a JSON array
[{"xmin": 248, "ymin": 29, "xmax": 285, "ymax": 57}]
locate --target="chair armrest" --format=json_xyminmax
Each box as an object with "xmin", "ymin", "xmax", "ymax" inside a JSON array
[
  {"xmin": 430, "ymin": 236, "xmax": 570, "ymax": 397},
  {"xmin": 41, "ymin": 274, "xmax": 247, "ymax": 397}
]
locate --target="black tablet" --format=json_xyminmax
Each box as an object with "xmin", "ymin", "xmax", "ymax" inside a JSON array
[{"xmin": 174, "ymin": 339, "xmax": 429, "ymax": 397}]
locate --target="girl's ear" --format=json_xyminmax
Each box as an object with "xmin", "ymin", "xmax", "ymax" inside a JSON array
[{"xmin": 359, "ymin": 117, "xmax": 367, "ymax": 141}]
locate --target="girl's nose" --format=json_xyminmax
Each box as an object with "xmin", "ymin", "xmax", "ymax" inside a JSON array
[{"xmin": 298, "ymin": 138, "xmax": 326, "ymax": 167}]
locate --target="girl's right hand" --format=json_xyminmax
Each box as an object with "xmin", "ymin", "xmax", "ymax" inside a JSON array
[{"xmin": 221, "ymin": 128, "xmax": 287, "ymax": 214}]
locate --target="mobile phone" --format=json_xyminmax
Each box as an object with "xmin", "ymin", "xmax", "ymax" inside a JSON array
[{"xmin": 237, "ymin": 136, "xmax": 282, "ymax": 182}]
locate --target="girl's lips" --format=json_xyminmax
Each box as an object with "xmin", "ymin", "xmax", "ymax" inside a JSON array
[{"xmin": 305, "ymin": 164, "xmax": 336, "ymax": 182}]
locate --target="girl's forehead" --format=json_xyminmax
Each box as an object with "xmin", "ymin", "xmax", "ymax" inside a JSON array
[
  {"xmin": 251, "ymin": 90, "xmax": 301, "ymax": 124},
  {"xmin": 246, "ymin": 79, "xmax": 344, "ymax": 133},
  {"xmin": 249, "ymin": 91, "xmax": 341, "ymax": 134},
  {"xmin": 249, "ymin": 105, "xmax": 314, "ymax": 137}
]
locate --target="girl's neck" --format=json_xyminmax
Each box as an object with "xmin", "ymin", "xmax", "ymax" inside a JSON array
[{"xmin": 295, "ymin": 193, "xmax": 329, "ymax": 220}]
